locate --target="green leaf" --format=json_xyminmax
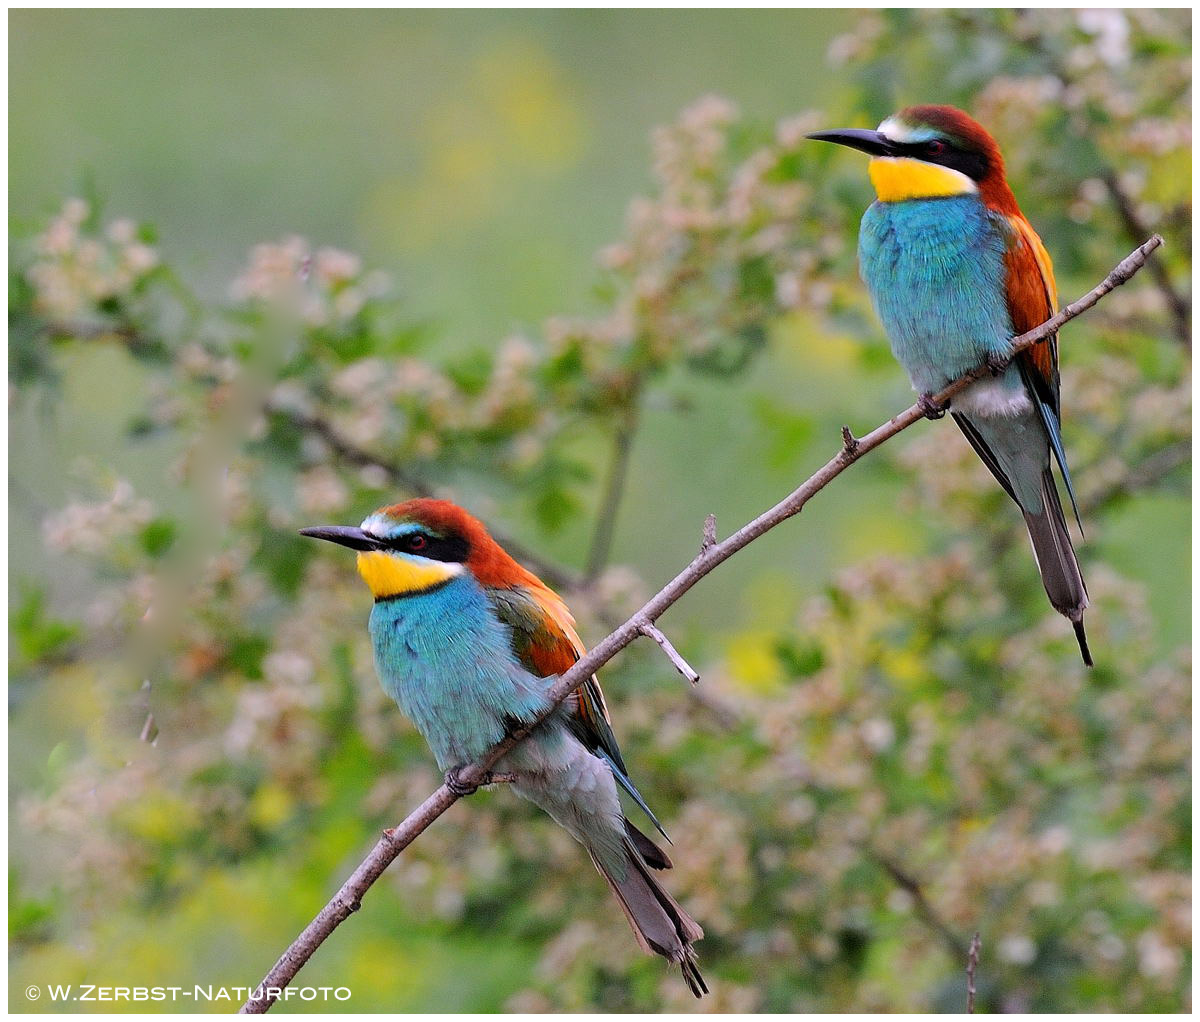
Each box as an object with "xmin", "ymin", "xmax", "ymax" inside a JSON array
[
  {"xmin": 532, "ymin": 484, "xmax": 581, "ymax": 533},
  {"xmin": 445, "ymin": 351, "xmax": 494, "ymax": 395},
  {"xmin": 9, "ymin": 870, "xmax": 56, "ymax": 945},
  {"xmin": 775, "ymin": 637, "xmax": 825, "ymax": 678},
  {"xmin": 10, "ymin": 587, "xmax": 80, "ymax": 667},
  {"xmin": 227, "ymin": 634, "xmax": 270, "ymax": 679},
  {"xmin": 139, "ymin": 518, "xmax": 177, "ymax": 558}
]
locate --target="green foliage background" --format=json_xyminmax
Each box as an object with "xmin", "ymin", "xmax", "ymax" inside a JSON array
[{"xmin": 9, "ymin": 9, "xmax": 1190, "ymax": 1013}]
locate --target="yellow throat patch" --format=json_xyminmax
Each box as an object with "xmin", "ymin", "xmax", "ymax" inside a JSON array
[
  {"xmin": 355, "ymin": 550, "xmax": 462, "ymax": 599},
  {"xmin": 868, "ymin": 157, "xmax": 976, "ymax": 202}
]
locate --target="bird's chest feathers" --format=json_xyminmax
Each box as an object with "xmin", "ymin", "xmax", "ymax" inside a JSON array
[
  {"xmin": 858, "ymin": 196, "xmax": 1014, "ymax": 391},
  {"xmin": 367, "ymin": 578, "xmax": 547, "ymax": 767}
]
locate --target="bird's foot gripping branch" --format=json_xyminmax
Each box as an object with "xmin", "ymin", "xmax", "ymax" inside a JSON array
[
  {"xmin": 917, "ymin": 393, "xmax": 949, "ymax": 420},
  {"xmin": 442, "ymin": 767, "xmax": 520, "ymax": 797},
  {"xmin": 240, "ymin": 236, "xmax": 1163, "ymax": 1013}
]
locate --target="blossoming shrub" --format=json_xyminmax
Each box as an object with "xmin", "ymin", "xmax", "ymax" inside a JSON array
[{"xmin": 9, "ymin": 9, "xmax": 1189, "ymax": 1012}]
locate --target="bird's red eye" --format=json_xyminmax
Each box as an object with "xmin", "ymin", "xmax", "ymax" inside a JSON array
[
  {"xmin": 408, "ymin": 534, "xmax": 427, "ymax": 551},
  {"xmin": 926, "ymin": 139, "xmax": 946, "ymax": 156}
]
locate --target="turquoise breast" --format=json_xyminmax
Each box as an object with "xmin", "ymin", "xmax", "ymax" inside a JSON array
[
  {"xmin": 859, "ymin": 195, "xmax": 1014, "ymax": 394},
  {"xmin": 368, "ymin": 575, "xmax": 550, "ymax": 768}
]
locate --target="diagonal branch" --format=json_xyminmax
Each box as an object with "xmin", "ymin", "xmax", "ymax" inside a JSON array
[
  {"xmin": 584, "ymin": 400, "xmax": 641, "ymax": 583},
  {"xmin": 1101, "ymin": 172, "xmax": 1189, "ymax": 348},
  {"xmin": 999, "ymin": 21, "xmax": 1189, "ymax": 349},
  {"xmin": 272, "ymin": 404, "xmax": 436, "ymax": 499},
  {"xmin": 1082, "ymin": 438, "xmax": 1190, "ymax": 514},
  {"xmin": 240, "ymin": 235, "xmax": 1162, "ymax": 1013},
  {"xmin": 869, "ymin": 849, "xmax": 968, "ymax": 960}
]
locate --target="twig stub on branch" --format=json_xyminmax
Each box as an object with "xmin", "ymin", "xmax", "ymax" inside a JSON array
[
  {"xmin": 639, "ymin": 620, "xmax": 701, "ymax": 685},
  {"xmin": 966, "ymin": 931, "xmax": 981, "ymax": 1014}
]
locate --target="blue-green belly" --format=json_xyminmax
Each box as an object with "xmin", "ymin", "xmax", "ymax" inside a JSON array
[
  {"xmin": 368, "ymin": 576, "xmax": 549, "ymax": 768},
  {"xmin": 858, "ymin": 194, "xmax": 1016, "ymax": 394}
]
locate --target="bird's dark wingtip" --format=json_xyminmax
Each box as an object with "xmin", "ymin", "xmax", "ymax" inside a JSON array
[{"xmin": 1073, "ymin": 619, "xmax": 1094, "ymax": 667}]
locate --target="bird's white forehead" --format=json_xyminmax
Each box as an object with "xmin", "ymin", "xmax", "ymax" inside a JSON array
[
  {"xmin": 360, "ymin": 513, "xmax": 418, "ymax": 539},
  {"xmin": 877, "ymin": 116, "xmax": 939, "ymax": 144},
  {"xmin": 360, "ymin": 514, "xmax": 388, "ymax": 538}
]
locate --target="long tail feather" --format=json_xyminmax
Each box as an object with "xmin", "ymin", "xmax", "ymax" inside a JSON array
[
  {"xmin": 1019, "ymin": 360, "xmax": 1083, "ymax": 533},
  {"xmin": 625, "ymin": 819, "xmax": 672, "ymax": 870},
  {"xmin": 592, "ymin": 837, "xmax": 707, "ymax": 997},
  {"xmin": 1023, "ymin": 469, "xmax": 1092, "ymax": 666}
]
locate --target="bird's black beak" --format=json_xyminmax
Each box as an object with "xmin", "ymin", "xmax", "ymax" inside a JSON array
[
  {"xmin": 298, "ymin": 525, "xmax": 381, "ymax": 551},
  {"xmin": 806, "ymin": 128, "xmax": 894, "ymax": 157}
]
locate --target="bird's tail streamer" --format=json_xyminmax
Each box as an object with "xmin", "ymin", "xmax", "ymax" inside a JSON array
[
  {"xmin": 591, "ymin": 833, "xmax": 707, "ymax": 997},
  {"xmin": 1023, "ymin": 469, "xmax": 1092, "ymax": 666}
]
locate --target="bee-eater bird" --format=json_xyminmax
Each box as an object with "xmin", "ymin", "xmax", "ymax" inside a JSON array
[
  {"xmin": 808, "ymin": 105, "xmax": 1092, "ymax": 665},
  {"xmin": 300, "ymin": 498, "xmax": 707, "ymax": 996}
]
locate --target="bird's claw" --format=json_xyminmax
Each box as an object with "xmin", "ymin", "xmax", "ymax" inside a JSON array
[
  {"xmin": 444, "ymin": 766, "xmax": 488, "ymax": 797},
  {"xmin": 918, "ymin": 393, "xmax": 948, "ymax": 420},
  {"xmin": 985, "ymin": 353, "xmax": 1009, "ymax": 377}
]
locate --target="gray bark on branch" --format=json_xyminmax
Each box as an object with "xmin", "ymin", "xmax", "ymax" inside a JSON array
[
  {"xmin": 638, "ymin": 619, "xmax": 701, "ymax": 685},
  {"xmin": 240, "ymin": 235, "xmax": 1162, "ymax": 1013},
  {"xmin": 967, "ymin": 932, "xmax": 982, "ymax": 1013}
]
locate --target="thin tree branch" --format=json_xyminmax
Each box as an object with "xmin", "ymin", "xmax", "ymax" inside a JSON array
[
  {"xmin": 271, "ymin": 404, "xmax": 583, "ymax": 592},
  {"xmin": 240, "ymin": 235, "xmax": 1162, "ymax": 1013},
  {"xmin": 39, "ymin": 320, "xmax": 140, "ymax": 342},
  {"xmin": 1082, "ymin": 439, "xmax": 1190, "ymax": 514},
  {"xmin": 1001, "ymin": 22, "xmax": 1189, "ymax": 349},
  {"xmin": 983, "ymin": 432, "xmax": 1189, "ymax": 565},
  {"xmin": 584, "ymin": 401, "xmax": 641, "ymax": 583},
  {"xmin": 273, "ymin": 404, "xmax": 436, "ymax": 498},
  {"xmin": 870, "ymin": 850, "xmax": 969, "ymax": 961},
  {"xmin": 966, "ymin": 931, "xmax": 981, "ymax": 1014},
  {"xmin": 637, "ymin": 619, "xmax": 700, "ymax": 685},
  {"xmin": 1101, "ymin": 171, "xmax": 1190, "ymax": 348},
  {"xmin": 139, "ymin": 712, "xmax": 157, "ymax": 744}
]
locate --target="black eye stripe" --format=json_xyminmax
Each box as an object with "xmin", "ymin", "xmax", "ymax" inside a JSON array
[
  {"xmin": 382, "ymin": 531, "xmax": 470, "ymax": 563},
  {"xmin": 897, "ymin": 138, "xmax": 989, "ymax": 182}
]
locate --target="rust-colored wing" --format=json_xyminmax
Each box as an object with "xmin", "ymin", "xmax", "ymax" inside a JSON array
[
  {"xmin": 486, "ymin": 577, "xmax": 669, "ymax": 837},
  {"xmin": 1003, "ymin": 212, "xmax": 1060, "ymax": 415},
  {"xmin": 1000, "ymin": 211, "xmax": 1080, "ymax": 523},
  {"xmin": 486, "ymin": 579, "xmax": 625, "ymax": 773}
]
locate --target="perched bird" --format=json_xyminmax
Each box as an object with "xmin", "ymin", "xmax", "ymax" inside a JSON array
[
  {"xmin": 809, "ymin": 105, "xmax": 1092, "ymax": 665},
  {"xmin": 300, "ymin": 498, "xmax": 707, "ymax": 996}
]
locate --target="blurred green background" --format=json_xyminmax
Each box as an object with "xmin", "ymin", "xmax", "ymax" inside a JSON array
[
  {"xmin": 11, "ymin": 9, "xmax": 843, "ymax": 325},
  {"xmin": 10, "ymin": 9, "xmax": 1190, "ymax": 1013},
  {"xmin": 12, "ymin": 8, "xmax": 894, "ymax": 640}
]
